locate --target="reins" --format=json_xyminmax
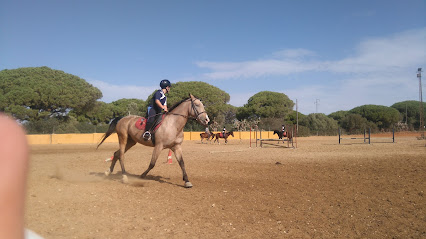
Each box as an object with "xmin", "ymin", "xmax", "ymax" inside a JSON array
[{"xmin": 166, "ymin": 98, "xmax": 206, "ymax": 123}]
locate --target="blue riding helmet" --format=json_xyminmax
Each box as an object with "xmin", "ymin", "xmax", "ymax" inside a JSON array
[{"xmin": 160, "ymin": 79, "xmax": 171, "ymax": 89}]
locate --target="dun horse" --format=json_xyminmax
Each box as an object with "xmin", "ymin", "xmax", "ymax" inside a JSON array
[
  {"xmin": 199, "ymin": 132, "xmax": 214, "ymax": 143},
  {"xmin": 213, "ymin": 131, "xmax": 234, "ymax": 144},
  {"xmin": 97, "ymin": 94, "xmax": 210, "ymax": 188}
]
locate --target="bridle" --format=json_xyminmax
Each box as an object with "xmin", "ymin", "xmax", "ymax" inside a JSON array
[
  {"xmin": 189, "ymin": 97, "xmax": 207, "ymax": 122},
  {"xmin": 167, "ymin": 98, "xmax": 207, "ymax": 123}
]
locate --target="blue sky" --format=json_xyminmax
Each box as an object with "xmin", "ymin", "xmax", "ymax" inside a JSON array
[{"xmin": 1, "ymin": 0, "xmax": 425, "ymax": 115}]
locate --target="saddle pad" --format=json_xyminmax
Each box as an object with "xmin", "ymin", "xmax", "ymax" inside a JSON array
[
  {"xmin": 135, "ymin": 115, "xmax": 166, "ymax": 131},
  {"xmin": 135, "ymin": 117, "xmax": 147, "ymax": 130}
]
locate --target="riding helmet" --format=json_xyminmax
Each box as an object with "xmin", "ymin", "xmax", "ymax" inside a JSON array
[{"xmin": 160, "ymin": 79, "xmax": 171, "ymax": 89}]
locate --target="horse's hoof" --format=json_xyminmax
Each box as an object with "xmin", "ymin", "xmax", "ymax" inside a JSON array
[
  {"xmin": 105, "ymin": 169, "xmax": 111, "ymax": 176},
  {"xmin": 122, "ymin": 175, "xmax": 129, "ymax": 184},
  {"xmin": 184, "ymin": 182, "xmax": 193, "ymax": 188}
]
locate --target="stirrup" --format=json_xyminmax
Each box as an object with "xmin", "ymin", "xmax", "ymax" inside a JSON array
[{"xmin": 142, "ymin": 131, "xmax": 151, "ymax": 140}]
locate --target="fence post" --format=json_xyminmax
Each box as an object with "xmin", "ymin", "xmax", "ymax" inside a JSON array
[
  {"xmin": 338, "ymin": 128, "xmax": 341, "ymax": 144},
  {"xmin": 368, "ymin": 128, "xmax": 371, "ymax": 144},
  {"xmin": 393, "ymin": 128, "xmax": 395, "ymax": 143},
  {"xmin": 363, "ymin": 129, "xmax": 366, "ymax": 143}
]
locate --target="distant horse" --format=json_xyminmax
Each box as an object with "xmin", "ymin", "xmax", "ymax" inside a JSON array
[
  {"xmin": 273, "ymin": 130, "xmax": 286, "ymax": 139},
  {"xmin": 213, "ymin": 131, "xmax": 234, "ymax": 144},
  {"xmin": 200, "ymin": 132, "xmax": 214, "ymax": 143},
  {"xmin": 273, "ymin": 129, "xmax": 293, "ymax": 143},
  {"xmin": 97, "ymin": 94, "xmax": 210, "ymax": 188}
]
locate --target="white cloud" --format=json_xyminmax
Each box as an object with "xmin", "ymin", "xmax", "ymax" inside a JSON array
[
  {"xmin": 272, "ymin": 49, "xmax": 317, "ymax": 59},
  {"xmin": 329, "ymin": 28, "xmax": 426, "ymax": 73},
  {"xmin": 196, "ymin": 28, "xmax": 425, "ymax": 80},
  {"xmin": 196, "ymin": 28, "xmax": 426, "ymax": 114},
  {"xmin": 197, "ymin": 59, "xmax": 323, "ymax": 80},
  {"xmin": 88, "ymin": 80, "xmax": 157, "ymax": 103}
]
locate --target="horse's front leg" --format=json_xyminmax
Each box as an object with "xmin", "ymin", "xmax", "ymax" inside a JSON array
[
  {"xmin": 172, "ymin": 145, "xmax": 192, "ymax": 188},
  {"xmin": 141, "ymin": 145, "xmax": 162, "ymax": 179}
]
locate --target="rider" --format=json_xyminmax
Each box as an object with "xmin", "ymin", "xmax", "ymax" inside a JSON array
[
  {"xmin": 205, "ymin": 126, "xmax": 210, "ymax": 137},
  {"xmin": 281, "ymin": 124, "xmax": 286, "ymax": 137},
  {"xmin": 221, "ymin": 126, "xmax": 226, "ymax": 138},
  {"xmin": 142, "ymin": 79, "xmax": 171, "ymax": 140}
]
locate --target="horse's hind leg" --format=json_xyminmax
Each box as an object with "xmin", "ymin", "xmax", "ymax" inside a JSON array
[
  {"xmin": 140, "ymin": 144, "xmax": 162, "ymax": 179},
  {"xmin": 171, "ymin": 144, "xmax": 192, "ymax": 188},
  {"xmin": 117, "ymin": 139, "xmax": 136, "ymax": 183},
  {"xmin": 105, "ymin": 150, "xmax": 120, "ymax": 176},
  {"xmin": 105, "ymin": 138, "xmax": 136, "ymax": 183}
]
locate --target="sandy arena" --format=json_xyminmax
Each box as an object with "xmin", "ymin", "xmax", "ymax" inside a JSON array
[{"xmin": 25, "ymin": 134, "xmax": 425, "ymax": 238}]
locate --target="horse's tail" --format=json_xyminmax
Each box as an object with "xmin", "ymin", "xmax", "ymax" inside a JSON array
[{"xmin": 96, "ymin": 117, "xmax": 122, "ymax": 149}]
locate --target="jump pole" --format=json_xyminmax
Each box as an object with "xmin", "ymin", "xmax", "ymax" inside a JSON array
[
  {"xmin": 339, "ymin": 128, "xmax": 371, "ymax": 144},
  {"xmin": 250, "ymin": 127, "xmax": 252, "ymax": 148}
]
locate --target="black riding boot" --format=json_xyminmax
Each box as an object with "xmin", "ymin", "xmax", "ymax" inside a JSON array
[{"xmin": 143, "ymin": 120, "xmax": 153, "ymax": 140}]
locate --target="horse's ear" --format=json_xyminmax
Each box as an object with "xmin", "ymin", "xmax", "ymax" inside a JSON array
[{"xmin": 189, "ymin": 93, "xmax": 194, "ymax": 99}]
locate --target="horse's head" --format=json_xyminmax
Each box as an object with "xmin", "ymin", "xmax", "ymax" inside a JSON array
[
  {"xmin": 273, "ymin": 130, "xmax": 278, "ymax": 135},
  {"xmin": 189, "ymin": 94, "xmax": 210, "ymax": 126},
  {"xmin": 229, "ymin": 131, "xmax": 234, "ymax": 137}
]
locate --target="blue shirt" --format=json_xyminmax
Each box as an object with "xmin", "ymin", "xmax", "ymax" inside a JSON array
[{"xmin": 149, "ymin": 89, "xmax": 167, "ymax": 112}]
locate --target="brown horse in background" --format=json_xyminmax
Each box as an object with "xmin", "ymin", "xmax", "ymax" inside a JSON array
[
  {"xmin": 97, "ymin": 94, "xmax": 210, "ymax": 188},
  {"xmin": 200, "ymin": 132, "xmax": 214, "ymax": 143},
  {"xmin": 213, "ymin": 131, "xmax": 234, "ymax": 144}
]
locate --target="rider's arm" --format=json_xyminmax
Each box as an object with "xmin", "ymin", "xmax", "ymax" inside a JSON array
[{"xmin": 155, "ymin": 99, "xmax": 168, "ymax": 112}]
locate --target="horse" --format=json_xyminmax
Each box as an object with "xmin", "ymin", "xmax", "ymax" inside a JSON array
[
  {"xmin": 199, "ymin": 132, "xmax": 214, "ymax": 144},
  {"xmin": 97, "ymin": 94, "xmax": 210, "ymax": 188},
  {"xmin": 213, "ymin": 131, "xmax": 234, "ymax": 144},
  {"xmin": 273, "ymin": 129, "xmax": 293, "ymax": 143},
  {"xmin": 273, "ymin": 130, "xmax": 286, "ymax": 139}
]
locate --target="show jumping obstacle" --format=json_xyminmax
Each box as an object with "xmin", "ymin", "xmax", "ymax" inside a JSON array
[
  {"xmin": 338, "ymin": 128, "xmax": 395, "ymax": 144},
  {"xmin": 252, "ymin": 125, "xmax": 297, "ymax": 148}
]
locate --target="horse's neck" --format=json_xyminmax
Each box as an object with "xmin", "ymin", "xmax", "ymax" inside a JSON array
[{"xmin": 168, "ymin": 101, "xmax": 190, "ymax": 130}]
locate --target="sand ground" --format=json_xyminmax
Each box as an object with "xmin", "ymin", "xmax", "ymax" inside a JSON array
[{"xmin": 25, "ymin": 133, "xmax": 425, "ymax": 238}]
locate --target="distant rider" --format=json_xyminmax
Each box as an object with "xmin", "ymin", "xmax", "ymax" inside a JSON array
[{"xmin": 205, "ymin": 126, "xmax": 210, "ymax": 137}]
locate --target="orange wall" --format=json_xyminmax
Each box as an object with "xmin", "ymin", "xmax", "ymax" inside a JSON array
[{"xmin": 26, "ymin": 131, "xmax": 268, "ymax": 145}]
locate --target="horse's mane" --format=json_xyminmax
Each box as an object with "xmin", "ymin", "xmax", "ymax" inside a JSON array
[{"xmin": 168, "ymin": 97, "xmax": 190, "ymax": 112}]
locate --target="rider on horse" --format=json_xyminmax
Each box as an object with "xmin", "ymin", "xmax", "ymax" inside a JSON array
[
  {"xmin": 205, "ymin": 126, "xmax": 211, "ymax": 137},
  {"xmin": 143, "ymin": 79, "xmax": 171, "ymax": 140}
]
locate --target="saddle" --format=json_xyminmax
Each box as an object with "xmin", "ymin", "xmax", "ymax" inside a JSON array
[{"xmin": 135, "ymin": 115, "xmax": 165, "ymax": 144}]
